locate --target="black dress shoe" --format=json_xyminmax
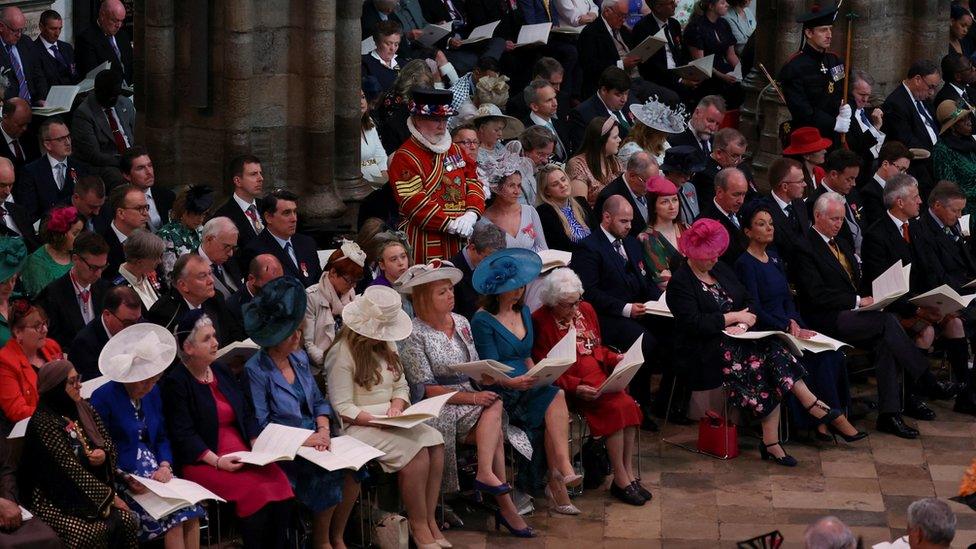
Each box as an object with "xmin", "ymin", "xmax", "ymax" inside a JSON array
[
  {"xmin": 631, "ymin": 480, "xmax": 652, "ymax": 502},
  {"xmin": 904, "ymin": 398, "xmax": 937, "ymax": 421},
  {"xmin": 954, "ymin": 392, "xmax": 976, "ymax": 416},
  {"xmin": 610, "ymin": 482, "xmax": 646, "ymax": 506},
  {"xmin": 876, "ymin": 413, "xmax": 919, "ymax": 439}
]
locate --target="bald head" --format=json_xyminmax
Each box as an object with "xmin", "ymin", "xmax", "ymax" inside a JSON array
[
  {"xmin": 804, "ymin": 516, "xmax": 855, "ymax": 549},
  {"xmin": 0, "ymin": 7, "xmax": 24, "ymax": 47},
  {"xmin": 246, "ymin": 254, "xmax": 284, "ymax": 293},
  {"xmin": 0, "ymin": 157, "xmax": 12, "ymax": 201},
  {"xmin": 1, "ymin": 97, "xmax": 30, "ymax": 138},
  {"xmin": 601, "ymin": 195, "xmax": 634, "ymax": 239},
  {"xmin": 98, "ymin": 0, "xmax": 125, "ymax": 36}
]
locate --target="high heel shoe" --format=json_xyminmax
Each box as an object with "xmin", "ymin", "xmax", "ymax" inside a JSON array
[
  {"xmin": 545, "ymin": 485, "xmax": 581, "ymax": 515},
  {"xmin": 827, "ymin": 424, "xmax": 869, "ymax": 443},
  {"xmin": 494, "ymin": 511, "xmax": 536, "ymax": 538},
  {"xmin": 552, "ymin": 469, "xmax": 583, "ymax": 488},
  {"xmin": 805, "ymin": 400, "xmax": 842, "ymax": 426},
  {"xmin": 408, "ymin": 526, "xmax": 441, "ymax": 549},
  {"xmin": 473, "ymin": 479, "xmax": 512, "ymax": 496},
  {"xmin": 433, "ymin": 538, "xmax": 452, "ymax": 548},
  {"xmin": 759, "ymin": 441, "xmax": 798, "ymax": 467}
]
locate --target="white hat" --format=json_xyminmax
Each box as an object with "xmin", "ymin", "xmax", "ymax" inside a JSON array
[
  {"xmin": 471, "ymin": 104, "xmax": 525, "ymax": 140},
  {"xmin": 629, "ymin": 96, "xmax": 687, "ymax": 134},
  {"xmin": 334, "ymin": 240, "xmax": 367, "ymax": 268},
  {"xmin": 99, "ymin": 324, "xmax": 177, "ymax": 383},
  {"xmin": 394, "ymin": 259, "xmax": 464, "ymax": 294},
  {"xmin": 342, "ymin": 286, "xmax": 414, "ymax": 341},
  {"xmin": 538, "ymin": 249, "xmax": 572, "ymax": 274}
]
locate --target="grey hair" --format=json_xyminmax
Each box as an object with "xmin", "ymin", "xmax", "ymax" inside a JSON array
[
  {"xmin": 813, "ymin": 191, "xmax": 846, "ymax": 217},
  {"xmin": 907, "ymin": 498, "xmax": 956, "ymax": 545},
  {"xmin": 468, "ymin": 222, "xmax": 506, "ymax": 253},
  {"xmin": 714, "ymin": 167, "xmax": 745, "ymax": 191},
  {"xmin": 523, "ymin": 79, "xmax": 553, "ymax": 107},
  {"xmin": 123, "ymin": 228, "xmax": 165, "ymax": 262},
  {"xmin": 601, "ymin": 0, "xmax": 624, "ymax": 10},
  {"xmin": 177, "ymin": 314, "xmax": 215, "ymax": 361},
  {"xmin": 850, "ymin": 69, "xmax": 875, "ymax": 89},
  {"xmin": 202, "ymin": 216, "xmax": 238, "ymax": 239},
  {"xmin": 697, "ymin": 95, "xmax": 726, "ymax": 114},
  {"xmin": 626, "ymin": 150, "xmax": 653, "ymax": 174},
  {"xmin": 803, "ymin": 516, "xmax": 856, "ymax": 549},
  {"xmin": 882, "ymin": 173, "xmax": 918, "ymax": 209},
  {"xmin": 616, "ymin": 141, "xmax": 644, "ymax": 169},
  {"xmin": 539, "ymin": 268, "xmax": 584, "ymax": 307}
]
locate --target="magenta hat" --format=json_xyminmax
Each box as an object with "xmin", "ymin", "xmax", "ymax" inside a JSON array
[
  {"xmin": 678, "ymin": 218, "xmax": 730, "ymax": 260},
  {"xmin": 645, "ymin": 175, "xmax": 678, "ymax": 196}
]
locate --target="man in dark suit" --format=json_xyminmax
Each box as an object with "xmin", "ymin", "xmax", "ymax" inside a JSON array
[
  {"xmin": 0, "ymin": 156, "xmax": 37, "ymax": 250},
  {"xmin": 690, "ymin": 127, "xmax": 757, "ymax": 205},
  {"xmin": 572, "ymin": 195, "xmax": 664, "ymax": 428},
  {"xmin": 521, "ymin": 79, "xmax": 570, "ymax": 162},
  {"xmin": 759, "ymin": 157, "xmax": 811, "ymax": 267},
  {"xmin": 593, "ymin": 150, "xmax": 656, "ymax": 238},
  {"xmin": 699, "ymin": 167, "xmax": 749, "ymax": 265},
  {"xmin": 578, "ymin": 0, "xmax": 635, "ymax": 100},
  {"xmin": 100, "ymin": 183, "xmax": 149, "ymax": 281},
  {"xmin": 198, "ymin": 217, "xmax": 242, "ymax": 300},
  {"xmin": 793, "ymin": 192, "xmax": 954, "ymax": 439},
  {"xmin": 859, "ymin": 141, "xmax": 912, "ymax": 229},
  {"xmin": 0, "ymin": 98, "xmax": 38, "ymax": 171},
  {"xmin": 118, "ymin": 147, "xmax": 173, "ymax": 232},
  {"xmin": 568, "ymin": 67, "xmax": 634, "ymax": 154},
  {"xmin": 846, "ymin": 70, "xmax": 886, "ymax": 187},
  {"xmin": 506, "ymin": 57, "xmax": 566, "ymax": 121},
  {"xmin": 631, "ymin": 0, "xmax": 696, "ymax": 104},
  {"xmin": 68, "ymin": 285, "xmax": 141, "ymax": 380},
  {"xmin": 935, "ymin": 53, "xmax": 976, "ymax": 112},
  {"xmin": 146, "ymin": 253, "xmax": 244, "ymax": 346},
  {"xmin": 667, "ymin": 95, "xmax": 725, "ymax": 156},
  {"xmin": 417, "ymin": 0, "xmax": 507, "ymax": 74},
  {"xmin": 881, "ymin": 60, "xmax": 943, "ymax": 197},
  {"xmin": 35, "ymin": 10, "xmax": 78, "ymax": 85},
  {"xmin": 34, "ymin": 232, "xmax": 109, "ymax": 347},
  {"xmin": 450, "ymin": 222, "xmax": 505, "ymax": 319},
  {"xmin": 74, "ymin": 0, "xmax": 133, "ymax": 85},
  {"xmin": 16, "ymin": 118, "xmax": 88, "ymax": 222},
  {"xmin": 241, "ymin": 189, "xmax": 322, "ymax": 288},
  {"xmin": 226, "ymin": 253, "xmax": 284, "ymax": 329},
  {"xmin": 71, "ymin": 69, "xmax": 134, "ymax": 186},
  {"xmin": 71, "ymin": 175, "xmax": 107, "ymax": 233},
  {"xmin": 210, "ymin": 154, "xmax": 265, "ymax": 251},
  {"xmin": 0, "ymin": 7, "xmax": 50, "ymax": 105},
  {"xmin": 807, "ymin": 149, "xmax": 863, "ymax": 255}
]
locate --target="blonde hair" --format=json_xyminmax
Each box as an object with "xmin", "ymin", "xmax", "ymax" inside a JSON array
[
  {"xmin": 624, "ymin": 123, "xmax": 668, "ymax": 157},
  {"xmin": 335, "ymin": 326, "xmax": 402, "ymax": 391},
  {"xmin": 412, "ymin": 279, "xmax": 453, "ymax": 322},
  {"xmin": 537, "ymin": 164, "xmax": 589, "ymax": 237}
]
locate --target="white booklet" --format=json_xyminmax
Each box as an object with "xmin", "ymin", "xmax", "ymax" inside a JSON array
[
  {"xmin": 361, "ymin": 36, "xmax": 375, "ymax": 55},
  {"xmin": 6, "ymin": 417, "xmax": 29, "ymax": 439},
  {"xmin": 225, "ymin": 423, "xmax": 312, "ymax": 466},
  {"xmin": 626, "ymin": 28, "xmax": 667, "ymax": 63},
  {"xmin": 129, "ymin": 476, "xmax": 225, "ymax": 520},
  {"xmin": 215, "ymin": 339, "xmax": 260, "ymax": 363},
  {"xmin": 367, "ymin": 391, "xmax": 458, "ymax": 429},
  {"xmin": 296, "ymin": 436, "xmax": 385, "ymax": 471},
  {"xmin": 671, "ymin": 54, "xmax": 714, "ymax": 80},
  {"xmin": 723, "ymin": 330, "xmax": 851, "ymax": 356},
  {"xmin": 514, "ymin": 23, "xmax": 552, "ymax": 48},
  {"xmin": 962, "ymin": 214, "xmax": 972, "ymax": 238},
  {"xmin": 80, "ymin": 376, "xmax": 111, "ymax": 399},
  {"xmin": 416, "ymin": 23, "xmax": 452, "ymax": 47},
  {"xmin": 461, "ymin": 21, "xmax": 500, "ymax": 45},
  {"xmin": 77, "ymin": 61, "xmax": 112, "ymax": 93},
  {"xmin": 33, "ymin": 85, "xmax": 80, "ymax": 116},
  {"xmin": 550, "ymin": 25, "xmax": 583, "ymax": 35},
  {"xmin": 524, "ymin": 328, "xmax": 576, "ymax": 388},
  {"xmin": 643, "ymin": 292, "xmax": 673, "ymax": 318},
  {"xmin": 596, "ymin": 335, "xmax": 644, "ymax": 396},
  {"xmin": 909, "ymin": 284, "xmax": 976, "ymax": 316},
  {"xmin": 857, "ymin": 260, "xmax": 912, "ymax": 312},
  {"xmin": 728, "ymin": 62, "xmax": 743, "ymax": 82},
  {"xmin": 449, "ymin": 359, "xmax": 515, "ymax": 382}
]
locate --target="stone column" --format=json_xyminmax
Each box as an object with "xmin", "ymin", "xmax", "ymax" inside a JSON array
[
  {"xmin": 139, "ymin": 0, "xmax": 176, "ymax": 178},
  {"xmin": 334, "ymin": 0, "xmax": 367, "ymax": 202},
  {"xmin": 222, "ymin": 1, "xmax": 254, "ymax": 160}
]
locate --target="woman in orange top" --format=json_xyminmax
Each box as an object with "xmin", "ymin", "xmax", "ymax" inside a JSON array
[{"xmin": 0, "ymin": 301, "xmax": 62, "ymax": 423}]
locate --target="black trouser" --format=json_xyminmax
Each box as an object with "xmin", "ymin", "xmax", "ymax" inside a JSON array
[{"xmin": 239, "ymin": 500, "xmax": 292, "ymax": 549}]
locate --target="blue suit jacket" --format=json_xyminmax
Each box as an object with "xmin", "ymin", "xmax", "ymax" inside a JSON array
[
  {"xmin": 245, "ymin": 349, "xmax": 332, "ymax": 432},
  {"xmin": 68, "ymin": 317, "xmax": 111, "ymax": 380},
  {"xmin": 517, "ymin": 0, "xmax": 555, "ymax": 24},
  {"xmin": 16, "ymin": 155, "xmax": 88, "ymax": 222},
  {"xmin": 570, "ymin": 229, "xmax": 659, "ymax": 319},
  {"xmin": 242, "ymin": 230, "xmax": 323, "ymax": 288},
  {"xmin": 91, "ymin": 381, "xmax": 173, "ymax": 474}
]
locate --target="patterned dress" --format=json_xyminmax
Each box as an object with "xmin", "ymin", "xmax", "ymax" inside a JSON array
[
  {"xmin": 398, "ymin": 315, "xmax": 531, "ymax": 493},
  {"xmin": 156, "ymin": 221, "xmax": 202, "ymax": 277},
  {"xmin": 639, "ymin": 224, "xmax": 686, "ymax": 286},
  {"xmin": 705, "ymin": 280, "xmax": 806, "ymax": 418}
]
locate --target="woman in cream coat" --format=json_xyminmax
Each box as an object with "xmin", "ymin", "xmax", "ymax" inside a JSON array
[{"xmin": 303, "ymin": 242, "xmax": 366, "ymax": 369}]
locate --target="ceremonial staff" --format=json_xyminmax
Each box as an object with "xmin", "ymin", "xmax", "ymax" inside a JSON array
[{"xmin": 839, "ymin": 4, "xmax": 859, "ymax": 148}]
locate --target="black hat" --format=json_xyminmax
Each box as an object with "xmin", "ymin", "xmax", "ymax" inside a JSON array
[
  {"xmin": 408, "ymin": 87, "xmax": 457, "ymax": 117},
  {"xmin": 185, "ymin": 185, "xmax": 215, "ymax": 215},
  {"xmin": 362, "ymin": 75, "xmax": 382, "ymax": 103},
  {"xmin": 797, "ymin": 2, "xmax": 838, "ymax": 28},
  {"xmin": 660, "ymin": 145, "xmax": 707, "ymax": 175}
]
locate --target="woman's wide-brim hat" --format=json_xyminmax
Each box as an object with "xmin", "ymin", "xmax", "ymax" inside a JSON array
[
  {"xmin": 408, "ymin": 87, "xmax": 457, "ymax": 118},
  {"xmin": 395, "ymin": 259, "xmax": 463, "ymax": 294},
  {"xmin": 99, "ymin": 323, "xmax": 177, "ymax": 383},
  {"xmin": 0, "ymin": 237, "xmax": 27, "ymax": 283},
  {"xmin": 629, "ymin": 97, "xmax": 687, "ymax": 134},
  {"xmin": 937, "ymin": 99, "xmax": 972, "ymax": 135},
  {"xmin": 679, "ymin": 218, "xmax": 730, "ymax": 261},
  {"xmin": 782, "ymin": 126, "xmax": 832, "ymax": 156},
  {"xmin": 243, "ymin": 276, "xmax": 308, "ymax": 348},
  {"xmin": 342, "ymin": 286, "xmax": 413, "ymax": 342},
  {"xmin": 472, "ymin": 248, "xmax": 543, "ymax": 295},
  {"xmin": 471, "ymin": 104, "xmax": 525, "ymax": 140}
]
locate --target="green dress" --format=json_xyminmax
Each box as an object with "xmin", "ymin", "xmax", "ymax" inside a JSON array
[
  {"xmin": 19, "ymin": 247, "xmax": 71, "ymax": 299},
  {"xmin": 639, "ymin": 224, "xmax": 686, "ymax": 286},
  {"xmin": 933, "ymin": 137, "xmax": 976, "ymax": 214},
  {"xmin": 156, "ymin": 222, "xmax": 201, "ymax": 275}
]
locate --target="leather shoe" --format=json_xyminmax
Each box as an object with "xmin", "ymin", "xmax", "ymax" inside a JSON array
[
  {"xmin": 954, "ymin": 392, "xmax": 976, "ymax": 416},
  {"xmin": 610, "ymin": 482, "xmax": 646, "ymax": 506},
  {"xmin": 929, "ymin": 380, "xmax": 963, "ymax": 401},
  {"xmin": 876, "ymin": 413, "xmax": 919, "ymax": 439},
  {"xmin": 903, "ymin": 398, "xmax": 937, "ymax": 421},
  {"xmin": 631, "ymin": 480, "xmax": 652, "ymax": 502}
]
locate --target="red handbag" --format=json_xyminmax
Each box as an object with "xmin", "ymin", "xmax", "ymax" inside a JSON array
[{"xmin": 697, "ymin": 410, "xmax": 739, "ymax": 459}]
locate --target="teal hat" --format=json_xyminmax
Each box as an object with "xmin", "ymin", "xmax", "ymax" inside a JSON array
[
  {"xmin": 0, "ymin": 237, "xmax": 27, "ymax": 283},
  {"xmin": 472, "ymin": 248, "xmax": 543, "ymax": 295},
  {"xmin": 242, "ymin": 276, "xmax": 308, "ymax": 347}
]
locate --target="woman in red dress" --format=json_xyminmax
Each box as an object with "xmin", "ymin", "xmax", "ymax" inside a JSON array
[{"xmin": 530, "ymin": 268, "xmax": 647, "ymax": 507}]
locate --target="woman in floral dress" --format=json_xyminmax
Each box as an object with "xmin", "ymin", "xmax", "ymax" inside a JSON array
[{"xmin": 157, "ymin": 185, "xmax": 214, "ymax": 277}]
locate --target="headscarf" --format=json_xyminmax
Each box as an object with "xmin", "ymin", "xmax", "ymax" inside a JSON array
[{"xmin": 36, "ymin": 360, "xmax": 105, "ymax": 448}]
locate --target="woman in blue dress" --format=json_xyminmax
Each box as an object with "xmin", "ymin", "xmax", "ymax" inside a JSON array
[
  {"xmin": 244, "ymin": 276, "xmax": 360, "ymax": 549},
  {"xmin": 469, "ymin": 248, "xmax": 581, "ymax": 515},
  {"xmin": 90, "ymin": 323, "xmax": 205, "ymax": 547}
]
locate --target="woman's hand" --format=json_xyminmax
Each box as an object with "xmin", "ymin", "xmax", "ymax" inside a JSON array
[
  {"xmin": 352, "ymin": 411, "xmax": 378, "ymax": 426},
  {"xmin": 787, "ymin": 319, "xmax": 802, "ymax": 337},
  {"xmin": 505, "ymin": 40, "xmax": 515, "ymax": 51},
  {"xmin": 918, "ymin": 306, "xmax": 943, "ymax": 324},
  {"xmin": 112, "ymin": 495, "xmax": 130, "ymax": 511},
  {"xmin": 505, "ymin": 375, "xmax": 537, "ymax": 391},
  {"xmin": 304, "ymin": 431, "xmax": 331, "ymax": 451},
  {"xmin": 717, "ymin": 71, "xmax": 738, "ymax": 84},
  {"xmin": 87, "ymin": 449, "xmax": 106, "ymax": 467},
  {"xmin": 152, "ymin": 465, "xmax": 173, "ymax": 483},
  {"xmin": 125, "ymin": 475, "xmax": 148, "ymax": 495},
  {"xmin": 386, "ymin": 400, "xmax": 406, "ymax": 417},
  {"xmin": 471, "ymin": 391, "xmax": 499, "ymax": 407},
  {"xmin": 575, "ymin": 385, "xmax": 599, "ymax": 401},
  {"xmin": 0, "ymin": 498, "xmax": 21, "ymax": 530},
  {"xmin": 725, "ymin": 324, "xmax": 747, "ymax": 336},
  {"xmin": 217, "ymin": 455, "xmax": 244, "ymax": 472}
]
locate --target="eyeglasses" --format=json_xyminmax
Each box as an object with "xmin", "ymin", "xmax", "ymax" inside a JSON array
[
  {"xmin": 44, "ymin": 134, "xmax": 71, "ymax": 143},
  {"xmin": 74, "ymin": 254, "xmax": 108, "ymax": 271},
  {"xmin": 783, "ymin": 178, "xmax": 806, "ymax": 185},
  {"xmin": 220, "ymin": 242, "xmax": 239, "ymax": 253},
  {"xmin": 557, "ymin": 298, "xmax": 582, "ymax": 309},
  {"xmin": 125, "ymin": 204, "xmax": 150, "ymax": 213},
  {"xmin": 66, "ymin": 375, "xmax": 83, "ymax": 386},
  {"xmin": 721, "ymin": 149, "xmax": 745, "ymax": 162},
  {"xmin": 340, "ymin": 273, "xmax": 362, "ymax": 285},
  {"xmin": 26, "ymin": 320, "xmax": 48, "ymax": 331},
  {"xmin": 454, "ymin": 140, "xmax": 479, "ymax": 146}
]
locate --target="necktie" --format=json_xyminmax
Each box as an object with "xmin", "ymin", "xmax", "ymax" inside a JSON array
[
  {"xmin": 10, "ymin": 139, "xmax": 23, "ymax": 162},
  {"xmin": 613, "ymin": 110, "xmax": 629, "ymax": 130},
  {"xmin": 5, "ymin": 44, "xmax": 30, "ymax": 104},
  {"xmin": 78, "ymin": 288, "xmax": 92, "ymax": 323},
  {"xmin": 859, "ymin": 108, "xmax": 872, "ymax": 129},
  {"xmin": 49, "ymin": 43, "xmax": 66, "ymax": 66},
  {"xmin": 145, "ymin": 192, "xmax": 160, "ymax": 229},
  {"xmin": 108, "ymin": 35, "xmax": 122, "ymax": 63},
  {"xmin": 284, "ymin": 241, "xmax": 299, "ymax": 268},
  {"xmin": 613, "ymin": 238, "xmax": 627, "ymax": 260},
  {"xmin": 55, "ymin": 162, "xmax": 65, "ymax": 190},
  {"xmin": 729, "ymin": 213, "xmax": 740, "ymax": 229},
  {"xmin": 212, "ymin": 263, "xmax": 223, "ymax": 282},
  {"xmin": 828, "ymin": 239, "xmax": 854, "ymax": 281},
  {"xmin": 103, "ymin": 108, "xmax": 128, "ymax": 154},
  {"xmin": 245, "ymin": 205, "xmax": 263, "ymax": 232},
  {"xmin": 700, "ymin": 138, "xmax": 711, "ymax": 153},
  {"xmin": 784, "ymin": 203, "xmax": 801, "ymax": 232},
  {"xmin": 902, "ymin": 222, "xmax": 911, "ymax": 243},
  {"xmin": 915, "ymin": 100, "xmax": 938, "ymax": 143},
  {"xmin": 541, "ymin": 0, "xmax": 551, "ymax": 20},
  {"xmin": 784, "ymin": 203, "xmax": 794, "ymax": 219},
  {"xmin": 79, "ymin": 288, "xmax": 90, "ymax": 304},
  {"xmin": 945, "ymin": 225, "xmax": 960, "ymax": 242}
]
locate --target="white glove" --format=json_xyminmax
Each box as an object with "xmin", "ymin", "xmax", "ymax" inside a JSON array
[
  {"xmin": 454, "ymin": 211, "xmax": 478, "ymax": 238},
  {"xmin": 834, "ymin": 104, "xmax": 852, "ymax": 134},
  {"xmin": 445, "ymin": 218, "xmax": 459, "ymax": 235}
]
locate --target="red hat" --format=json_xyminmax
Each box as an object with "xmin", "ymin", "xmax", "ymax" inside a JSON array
[
  {"xmin": 678, "ymin": 218, "xmax": 730, "ymax": 261},
  {"xmin": 782, "ymin": 127, "xmax": 832, "ymax": 156},
  {"xmin": 645, "ymin": 175, "xmax": 678, "ymax": 196}
]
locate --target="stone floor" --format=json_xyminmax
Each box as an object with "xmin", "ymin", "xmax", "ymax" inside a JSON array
[{"xmin": 442, "ymin": 397, "xmax": 976, "ymax": 549}]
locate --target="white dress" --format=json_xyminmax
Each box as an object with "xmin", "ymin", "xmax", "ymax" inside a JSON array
[{"xmin": 361, "ymin": 126, "xmax": 389, "ymax": 189}]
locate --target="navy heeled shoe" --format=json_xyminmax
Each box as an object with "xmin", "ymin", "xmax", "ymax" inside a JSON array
[
  {"xmin": 473, "ymin": 479, "xmax": 512, "ymax": 496},
  {"xmin": 495, "ymin": 511, "xmax": 535, "ymax": 538}
]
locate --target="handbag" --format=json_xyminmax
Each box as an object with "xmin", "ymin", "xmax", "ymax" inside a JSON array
[
  {"xmin": 581, "ymin": 436, "xmax": 611, "ymax": 489},
  {"xmin": 373, "ymin": 512, "xmax": 408, "ymax": 549},
  {"xmin": 697, "ymin": 410, "xmax": 739, "ymax": 459}
]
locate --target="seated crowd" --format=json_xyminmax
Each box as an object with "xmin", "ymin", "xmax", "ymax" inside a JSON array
[{"xmin": 0, "ymin": 0, "xmax": 974, "ymax": 547}]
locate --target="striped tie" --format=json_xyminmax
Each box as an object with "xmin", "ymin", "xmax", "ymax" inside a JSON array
[{"xmin": 6, "ymin": 44, "xmax": 30, "ymax": 103}]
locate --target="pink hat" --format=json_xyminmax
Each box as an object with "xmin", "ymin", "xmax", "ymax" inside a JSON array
[
  {"xmin": 678, "ymin": 218, "xmax": 730, "ymax": 260},
  {"xmin": 645, "ymin": 175, "xmax": 678, "ymax": 196}
]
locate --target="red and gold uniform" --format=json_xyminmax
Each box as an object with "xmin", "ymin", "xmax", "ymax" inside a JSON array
[{"xmin": 389, "ymin": 137, "xmax": 485, "ymax": 263}]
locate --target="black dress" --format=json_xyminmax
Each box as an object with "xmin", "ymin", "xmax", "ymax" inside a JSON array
[{"xmin": 682, "ymin": 15, "xmax": 744, "ymax": 108}]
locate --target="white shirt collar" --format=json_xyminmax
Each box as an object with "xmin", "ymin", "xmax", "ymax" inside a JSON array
[
  {"xmin": 771, "ymin": 191, "xmax": 790, "ymax": 212},
  {"xmin": 270, "ymin": 231, "xmax": 292, "ymax": 250},
  {"xmin": 0, "ymin": 126, "xmax": 15, "ymax": 146},
  {"xmin": 110, "ymin": 221, "xmax": 128, "ymax": 243},
  {"xmin": 370, "ymin": 50, "xmax": 398, "ymax": 70},
  {"xmin": 713, "ymin": 198, "xmax": 734, "ymax": 218},
  {"xmin": 47, "ymin": 154, "xmax": 66, "ymax": 169},
  {"xmin": 197, "ymin": 245, "xmax": 213, "ymax": 266},
  {"xmin": 183, "ymin": 297, "xmax": 203, "ymax": 310},
  {"xmin": 233, "ymin": 192, "xmax": 256, "ymax": 212},
  {"xmin": 118, "ymin": 263, "xmax": 143, "ymax": 284},
  {"xmin": 928, "ymin": 208, "xmax": 946, "ymax": 229},
  {"xmin": 952, "ymin": 83, "xmax": 965, "ymax": 95},
  {"xmin": 888, "ymin": 210, "xmax": 908, "ymax": 232},
  {"xmin": 873, "ymin": 173, "xmax": 886, "ymax": 189},
  {"xmin": 100, "ymin": 315, "xmax": 113, "ymax": 338},
  {"xmin": 529, "ymin": 112, "xmax": 551, "ymax": 126},
  {"xmin": 902, "ymin": 82, "xmax": 917, "ymax": 102},
  {"xmin": 596, "ymin": 92, "xmax": 614, "ymax": 116},
  {"xmin": 600, "ymin": 225, "xmax": 619, "ymax": 244},
  {"xmin": 39, "ymin": 37, "xmax": 56, "ymax": 50},
  {"xmin": 813, "ymin": 226, "xmax": 834, "ymax": 244}
]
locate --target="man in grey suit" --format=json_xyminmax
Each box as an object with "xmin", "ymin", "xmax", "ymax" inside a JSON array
[{"xmin": 70, "ymin": 69, "xmax": 134, "ymax": 186}]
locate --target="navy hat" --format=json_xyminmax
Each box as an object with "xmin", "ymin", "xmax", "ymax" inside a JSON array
[
  {"xmin": 243, "ymin": 276, "xmax": 308, "ymax": 348},
  {"xmin": 472, "ymin": 248, "xmax": 542, "ymax": 295},
  {"xmin": 660, "ymin": 145, "xmax": 707, "ymax": 175},
  {"xmin": 363, "ymin": 75, "xmax": 383, "ymax": 103},
  {"xmin": 174, "ymin": 308, "xmax": 209, "ymax": 349},
  {"xmin": 408, "ymin": 87, "xmax": 457, "ymax": 118},
  {"xmin": 185, "ymin": 185, "xmax": 215, "ymax": 215},
  {"xmin": 797, "ymin": 2, "xmax": 838, "ymax": 28}
]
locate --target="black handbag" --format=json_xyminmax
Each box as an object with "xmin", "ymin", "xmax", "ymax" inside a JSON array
[{"xmin": 581, "ymin": 436, "xmax": 611, "ymax": 489}]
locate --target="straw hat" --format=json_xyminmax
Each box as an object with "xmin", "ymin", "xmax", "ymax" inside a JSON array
[
  {"xmin": 342, "ymin": 286, "xmax": 413, "ymax": 342},
  {"xmin": 937, "ymin": 99, "xmax": 972, "ymax": 135},
  {"xmin": 394, "ymin": 259, "xmax": 463, "ymax": 294},
  {"xmin": 99, "ymin": 324, "xmax": 177, "ymax": 383}
]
